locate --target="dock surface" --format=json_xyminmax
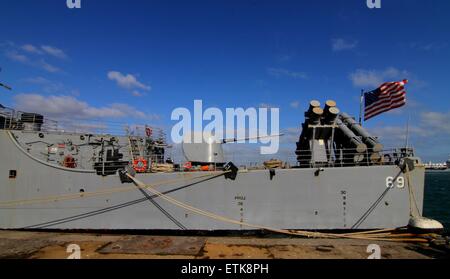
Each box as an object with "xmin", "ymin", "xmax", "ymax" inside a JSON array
[{"xmin": 0, "ymin": 230, "xmax": 448, "ymax": 259}]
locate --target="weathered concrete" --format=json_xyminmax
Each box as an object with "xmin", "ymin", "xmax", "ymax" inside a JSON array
[{"xmin": 0, "ymin": 230, "xmax": 448, "ymax": 259}]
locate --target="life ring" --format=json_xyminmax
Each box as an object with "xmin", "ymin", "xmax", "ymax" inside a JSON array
[
  {"xmin": 133, "ymin": 157, "xmax": 148, "ymax": 173},
  {"xmin": 63, "ymin": 155, "xmax": 77, "ymax": 168},
  {"xmin": 183, "ymin": 161, "xmax": 192, "ymax": 170}
]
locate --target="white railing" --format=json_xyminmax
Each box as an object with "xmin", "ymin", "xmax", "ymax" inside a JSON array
[{"xmin": 0, "ymin": 108, "xmax": 165, "ymax": 139}]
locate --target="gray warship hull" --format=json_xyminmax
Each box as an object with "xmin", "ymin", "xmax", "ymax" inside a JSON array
[{"xmin": 0, "ymin": 130, "xmax": 425, "ymax": 231}]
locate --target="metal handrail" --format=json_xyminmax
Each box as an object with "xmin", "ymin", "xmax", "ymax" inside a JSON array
[{"xmin": 0, "ymin": 110, "xmax": 165, "ymax": 138}]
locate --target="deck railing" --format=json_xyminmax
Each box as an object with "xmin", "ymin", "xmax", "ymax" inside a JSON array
[
  {"xmin": 294, "ymin": 147, "xmax": 414, "ymax": 168},
  {"xmin": 0, "ymin": 108, "xmax": 165, "ymax": 139}
]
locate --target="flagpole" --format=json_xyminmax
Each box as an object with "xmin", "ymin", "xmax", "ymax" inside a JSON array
[
  {"xmin": 405, "ymin": 112, "xmax": 411, "ymax": 149},
  {"xmin": 359, "ymin": 89, "xmax": 364, "ymax": 125}
]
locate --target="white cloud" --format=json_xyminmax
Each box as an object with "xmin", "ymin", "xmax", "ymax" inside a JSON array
[
  {"xmin": 14, "ymin": 93, "xmax": 159, "ymax": 121},
  {"xmin": 368, "ymin": 110, "xmax": 450, "ymax": 161},
  {"xmin": 4, "ymin": 43, "xmax": 64, "ymax": 73},
  {"xmin": 6, "ymin": 51, "xmax": 28, "ymax": 63},
  {"xmin": 369, "ymin": 125, "xmax": 432, "ymax": 143},
  {"xmin": 23, "ymin": 77, "xmax": 65, "ymax": 93},
  {"xmin": 420, "ymin": 111, "xmax": 450, "ymax": 134},
  {"xmin": 24, "ymin": 77, "xmax": 51, "ymax": 84},
  {"xmin": 349, "ymin": 67, "xmax": 410, "ymax": 88},
  {"xmin": 132, "ymin": 90, "xmax": 145, "ymax": 97},
  {"xmin": 21, "ymin": 44, "xmax": 43, "ymax": 54},
  {"xmin": 332, "ymin": 38, "xmax": 358, "ymax": 51},
  {"xmin": 410, "ymin": 42, "xmax": 448, "ymax": 52},
  {"xmin": 281, "ymin": 127, "xmax": 300, "ymax": 143},
  {"xmin": 267, "ymin": 68, "xmax": 307, "ymax": 79},
  {"xmin": 20, "ymin": 44, "xmax": 67, "ymax": 59},
  {"xmin": 39, "ymin": 60, "xmax": 61, "ymax": 73},
  {"xmin": 290, "ymin": 101, "xmax": 300, "ymax": 109},
  {"xmin": 107, "ymin": 71, "xmax": 152, "ymax": 92},
  {"xmin": 41, "ymin": 45, "xmax": 67, "ymax": 59}
]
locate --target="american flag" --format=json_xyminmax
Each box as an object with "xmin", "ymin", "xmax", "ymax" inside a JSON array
[{"xmin": 364, "ymin": 79, "xmax": 408, "ymax": 121}]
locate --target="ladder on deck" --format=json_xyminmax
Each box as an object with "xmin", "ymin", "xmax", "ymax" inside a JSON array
[{"xmin": 128, "ymin": 136, "xmax": 144, "ymax": 162}]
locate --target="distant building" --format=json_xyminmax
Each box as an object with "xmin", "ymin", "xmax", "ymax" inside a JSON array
[{"xmin": 424, "ymin": 160, "xmax": 448, "ymax": 170}]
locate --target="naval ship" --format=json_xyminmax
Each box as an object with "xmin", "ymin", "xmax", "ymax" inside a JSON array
[{"xmin": 0, "ymin": 100, "xmax": 434, "ymax": 231}]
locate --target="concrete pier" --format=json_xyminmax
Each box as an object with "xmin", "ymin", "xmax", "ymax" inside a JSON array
[{"xmin": 0, "ymin": 230, "xmax": 448, "ymax": 259}]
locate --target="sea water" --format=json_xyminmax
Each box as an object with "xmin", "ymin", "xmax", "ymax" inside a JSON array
[{"xmin": 424, "ymin": 171, "xmax": 450, "ymax": 234}]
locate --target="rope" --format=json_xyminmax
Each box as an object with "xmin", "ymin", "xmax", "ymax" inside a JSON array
[
  {"xmin": 24, "ymin": 172, "xmax": 229, "ymax": 229},
  {"xmin": 126, "ymin": 174, "xmax": 429, "ymax": 242},
  {"xmin": 151, "ymin": 164, "xmax": 174, "ymax": 173},
  {"xmin": 341, "ymin": 228, "xmax": 400, "ymax": 236},
  {"xmin": 351, "ymin": 187, "xmax": 391, "ymax": 229},
  {"xmin": 350, "ymin": 170, "xmax": 403, "ymax": 229},
  {"xmin": 7, "ymin": 166, "xmax": 429, "ymax": 243},
  {"xmin": 405, "ymin": 163, "xmax": 421, "ymax": 218},
  {"xmin": 0, "ymin": 172, "xmax": 222, "ymax": 208},
  {"xmin": 132, "ymin": 177, "xmax": 187, "ymax": 230}
]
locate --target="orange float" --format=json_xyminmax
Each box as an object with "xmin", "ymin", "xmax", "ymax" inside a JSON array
[
  {"xmin": 133, "ymin": 157, "xmax": 148, "ymax": 173},
  {"xmin": 200, "ymin": 165, "xmax": 210, "ymax": 171}
]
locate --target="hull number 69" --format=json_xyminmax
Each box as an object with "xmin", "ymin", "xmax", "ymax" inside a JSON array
[{"xmin": 386, "ymin": 176, "xmax": 405, "ymax": 189}]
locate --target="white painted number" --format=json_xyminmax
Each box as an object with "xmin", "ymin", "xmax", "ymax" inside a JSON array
[
  {"xmin": 386, "ymin": 176, "xmax": 394, "ymax": 189},
  {"xmin": 367, "ymin": 244, "xmax": 381, "ymax": 259},
  {"xmin": 386, "ymin": 176, "xmax": 405, "ymax": 189},
  {"xmin": 67, "ymin": 244, "xmax": 81, "ymax": 259},
  {"xmin": 67, "ymin": 0, "xmax": 81, "ymax": 9},
  {"xmin": 367, "ymin": 0, "xmax": 381, "ymax": 9},
  {"xmin": 396, "ymin": 177, "xmax": 405, "ymax": 189}
]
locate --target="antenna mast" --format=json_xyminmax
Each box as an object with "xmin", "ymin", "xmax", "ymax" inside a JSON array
[
  {"xmin": 359, "ymin": 89, "xmax": 364, "ymax": 125},
  {"xmin": 405, "ymin": 113, "xmax": 411, "ymax": 148}
]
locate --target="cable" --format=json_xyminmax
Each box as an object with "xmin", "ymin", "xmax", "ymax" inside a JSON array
[
  {"xmin": 126, "ymin": 174, "xmax": 429, "ymax": 243},
  {"xmin": 350, "ymin": 170, "xmax": 403, "ymax": 229},
  {"xmin": 24, "ymin": 172, "xmax": 227, "ymax": 229},
  {"xmin": 133, "ymin": 180, "xmax": 187, "ymax": 230},
  {"xmin": 0, "ymin": 172, "xmax": 221, "ymax": 207}
]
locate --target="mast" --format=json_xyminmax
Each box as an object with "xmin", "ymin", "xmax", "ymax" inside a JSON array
[
  {"xmin": 359, "ymin": 90, "xmax": 364, "ymax": 125},
  {"xmin": 405, "ymin": 113, "xmax": 411, "ymax": 148}
]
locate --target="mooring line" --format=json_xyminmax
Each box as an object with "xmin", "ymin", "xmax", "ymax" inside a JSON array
[
  {"xmin": 125, "ymin": 173, "xmax": 428, "ymax": 242},
  {"xmin": 0, "ymin": 171, "xmax": 225, "ymax": 208},
  {"xmin": 23, "ymin": 172, "xmax": 227, "ymax": 229},
  {"xmin": 133, "ymin": 180, "xmax": 187, "ymax": 230},
  {"xmin": 351, "ymin": 169, "xmax": 403, "ymax": 229}
]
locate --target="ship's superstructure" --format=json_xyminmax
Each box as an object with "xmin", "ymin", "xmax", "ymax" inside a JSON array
[{"xmin": 0, "ymin": 100, "xmax": 427, "ymax": 231}]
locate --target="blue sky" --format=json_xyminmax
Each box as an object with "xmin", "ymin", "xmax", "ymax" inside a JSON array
[{"xmin": 0, "ymin": 0, "xmax": 449, "ymax": 162}]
